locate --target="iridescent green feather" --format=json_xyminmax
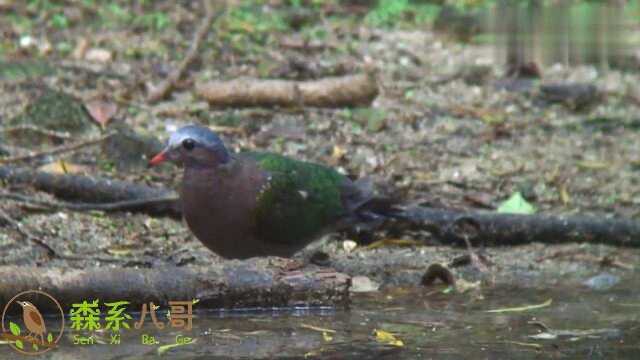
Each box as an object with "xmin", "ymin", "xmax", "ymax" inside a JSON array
[{"xmin": 244, "ymin": 152, "xmax": 348, "ymax": 245}]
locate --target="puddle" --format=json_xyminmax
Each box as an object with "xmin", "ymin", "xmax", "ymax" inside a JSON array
[{"xmin": 4, "ymin": 275, "xmax": 639, "ymax": 359}]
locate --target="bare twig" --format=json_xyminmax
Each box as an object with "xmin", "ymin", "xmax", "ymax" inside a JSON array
[
  {"xmin": 0, "ymin": 125, "xmax": 72, "ymax": 140},
  {"xmin": 208, "ymin": 125, "xmax": 245, "ymax": 134},
  {"xmin": 147, "ymin": 0, "xmax": 221, "ymax": 102},
  {"xmin": 0, "ymin": 207, "xmax": 57, "ymax": 257},
  {"xmin": 0, "ymin": 205, "xmax": 156, "ymax": 265},
  {"xmin": 0, "ymin": 132, "xmax": 115, "ymax": 165},
  {"xmin": 0, "ymin": 166, "xmax": 182, "ymax": 218}
]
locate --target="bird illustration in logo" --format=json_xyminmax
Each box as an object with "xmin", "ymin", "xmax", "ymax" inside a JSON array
[{"xmin": 17, "ymin": 301, "xmax": 46, "ymax": 344}]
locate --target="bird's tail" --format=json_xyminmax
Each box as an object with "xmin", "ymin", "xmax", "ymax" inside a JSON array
[{"xmin": 341, "ymin": 178, "xmax": 405, "ymax": 231}]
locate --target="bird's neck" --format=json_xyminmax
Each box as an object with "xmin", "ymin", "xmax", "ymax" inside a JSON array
[{"xmin": 183, "ymin": 156, "xmax": 239, "ymax": 183}]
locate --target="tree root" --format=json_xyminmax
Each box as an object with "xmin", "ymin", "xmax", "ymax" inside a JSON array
[{"xmin": 2, "ymin": 165, "xmax": 640, "ymax": 248}]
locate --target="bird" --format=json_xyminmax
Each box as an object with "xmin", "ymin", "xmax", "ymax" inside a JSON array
[
  {"xmin": 149, "ymin": 124, "xmax": 400, "ymax": 259},
  {"xmin": 17, "ymin": 301, "xmax": 46, "ymax": 344}
]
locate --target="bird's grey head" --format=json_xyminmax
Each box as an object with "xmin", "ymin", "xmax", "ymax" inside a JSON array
[{"xmin": 150, "ymin": 125, "xmax": 230, "ymax": 167}]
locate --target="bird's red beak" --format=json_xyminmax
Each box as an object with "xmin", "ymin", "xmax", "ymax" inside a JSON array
[{"xmin": 149, "ymin": 150, "xmax": 168, "ymax": 166}]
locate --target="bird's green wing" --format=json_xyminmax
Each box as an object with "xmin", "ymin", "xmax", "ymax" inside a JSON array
[{"xmin": 244, "ymin": 152, "xmax": 348, "ymax": 245}]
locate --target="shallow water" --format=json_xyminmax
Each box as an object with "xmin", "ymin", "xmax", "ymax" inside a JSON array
[{"xmin": 4, "ymin": 275, "xmax": 639, "ymax": 359}]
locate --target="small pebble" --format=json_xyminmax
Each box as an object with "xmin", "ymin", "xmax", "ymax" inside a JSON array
[
  {"xmin": 351, "ymin": 276, "xmax": 379, "ymax": 293},
  {"xmin": 583, "ymin": 273, "xmax": 620, "ymax": 291},
  {"xmin": 342, "ymin": 240, "xmax": 357, "ymax": 253}
]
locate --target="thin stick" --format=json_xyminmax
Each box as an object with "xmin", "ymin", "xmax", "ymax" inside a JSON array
[
  {"xmin": 0, "ymin": 207, "xmax": 57, "ymax": 256},
  {"xmin": 0, "ymin": 132, "xmax": 115, "ymax": 164},
  {"xmin": 0, "ymin": 191, "xmax": 179, "ymax": 212},
  {"xmin": 147, "ymin": 0, "xmax": 221, "ymax": 102},
  {"xmin": 0, "ymin": 205, "xmax": 156, "ymax": 265},
  {"xmin": 0, "ymin": 125, "xmax": 72, "ymax": 140}
]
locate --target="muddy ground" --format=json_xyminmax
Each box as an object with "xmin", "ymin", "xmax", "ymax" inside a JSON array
[{"xmin": 1, "ymin": 2, "xmax": 640, "ymax": 293}]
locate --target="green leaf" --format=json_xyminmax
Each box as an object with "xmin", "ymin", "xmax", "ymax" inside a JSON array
[
  {"xmin": 15, "ymin": 339, "xmax": 23, "ymax": 349},
  {"xmin": 32, "ymin": 342, "xmax": 38, "ymax": 351},
  {"xmin": 47, "ymin": 333, "xmax": 53, "ymax": 343},
  {"xmin": 9, "ymin": 321, "xmax": 20, "ymax": 336},
  {"xmin": 497, "ymin": 192, "xmax": 536, "ymax": 214}
]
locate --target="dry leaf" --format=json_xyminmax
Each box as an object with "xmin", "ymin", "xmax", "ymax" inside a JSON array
[
  {"xmin": 332, "ymin": 145, "xmax": 347, "ymax": 161},
  {"xmin": 322, "ymin": 332, "xmax": 333, "ymax": 342},
  {"xmin": 351, "ymin": 276, "xmax": 380, "ymax": 293},
  {"xmin": 85, "ymin": 48, "xmax": 113, "ymax": 63},
  {"xmin": 73, "ymin": 38, "xmax": 89, "ymax": 60},
  {"xmin": 38, "ymin": 160, "xmax": 89, "ymax": 175},
  {"xmin": 85, "ymin": 99, "xmax": 118, "ymax": 129},
  {"xmin": 364, "ymin": 238, "xmax": 422, "ymax": 250},
  {"xmin": 342, "ymin": 240, "xmax": 357, "ymax": 253}
]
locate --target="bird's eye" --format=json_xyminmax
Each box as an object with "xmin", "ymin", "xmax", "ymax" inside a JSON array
[{"xmin": 182, "ymin": 138, "xmax": 196, "ymax": 151}]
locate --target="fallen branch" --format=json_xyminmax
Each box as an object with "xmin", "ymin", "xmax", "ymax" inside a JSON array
[
  {"xmin": 147, "ymin": 0, "xmax": 221, "ymax": 102},
  {"xmin": 196, "ymin": 72, "xmax": 379, "ymax": 108},
  {"xmin": 0, "ymin": 166, "xmax": 181, "ymax": 218},
  {"xmin": 400, "ymin": 207, "xmax": 640, "ymax": 248},
  {"xmin": 0, "ymin": 132, "xmax": 115, "ymax": 165},
  {"xmin": 2, "ymin": 166, "xmax": 640, "ymax": 248},
  {"xmin": 0, "ymin": 191, "xmax": 178, "ymax": 213},
  {"xmin": 0, "ymin": 264, "xmax": 351, "ymax": 312}
]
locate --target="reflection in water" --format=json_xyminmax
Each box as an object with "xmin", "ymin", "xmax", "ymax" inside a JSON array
[{"xmin": 490, "ymin": 0, "xmax": 640, "ymax": 71}]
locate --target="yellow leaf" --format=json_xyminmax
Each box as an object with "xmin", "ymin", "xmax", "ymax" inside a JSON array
[
  {"xmin": 106, "ymin": 248, "xmax": 132, "ymax": 256},
  {"xmin": 38, "ymin": 160, "xmax": 89, "ymax": 175},
  {"xmin": 374, "ymin": 329, "xmax": 404, "ymax": 347},
  {"xmin": 331, "ymin": 145, "xmax": 347, "ymax": 161},
  {"xmin": 157, "ymin": 339, "xmax": 196, "ymax": 356},
  {"xmin": 322, "ymin": 331, "xmax": 333, "ymax": 342},
  {"xmin": 559, "ymin": 185, "xmax": 570, "ymax": 205}
]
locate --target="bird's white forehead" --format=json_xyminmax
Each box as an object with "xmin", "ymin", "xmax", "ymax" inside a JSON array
[{"xmin": 168, "ymin": 131, "xmax": 193, "ymax": 147}]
